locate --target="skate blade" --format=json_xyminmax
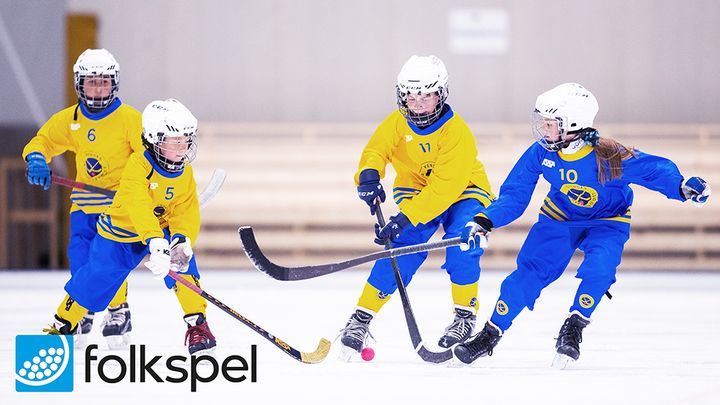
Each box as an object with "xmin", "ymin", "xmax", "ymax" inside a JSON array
[
  {"xmin": 337, "ymin": 346, "xmax": 359, "ymax": 362},
  {"xmin": 190, "ymin": 347, "xmax": 217, "ymax": 358},
  {"xmin": 551, "ymin": 353, "xmax": 575, "ymax": 369},
  {"xmin": 447, "ymin": 358, "xmax": 471, "ymax": 368},
  {"xmin": 73, "ymin": 333, "xmax": 88, "ymax": 349},
  {"xmin": 105, "ymin": 333, "xmax": 131, "ymax": 350}
]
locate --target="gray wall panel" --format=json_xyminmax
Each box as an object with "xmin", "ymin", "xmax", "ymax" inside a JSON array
[
  {"xmin": 2, "ymin": 0, "xmax": 713, "ymax": 124},
  {"xmin": 0, "ymin": 0, "xmax": 65, "ymax": 126}
]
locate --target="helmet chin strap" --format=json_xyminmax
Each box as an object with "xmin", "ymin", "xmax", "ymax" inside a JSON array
[{"xmin": 561, "ymin": 138, "xmax": 587, "ymax": 154}]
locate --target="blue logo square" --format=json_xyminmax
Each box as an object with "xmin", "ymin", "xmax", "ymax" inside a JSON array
[{"xmin": 15, "ymin": 335, "xmax": 74, "ymax": 392}]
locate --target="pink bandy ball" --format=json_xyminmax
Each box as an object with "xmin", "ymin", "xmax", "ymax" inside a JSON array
[{"xmin": 361, "ymin": 347, "xmax": 375, "ymax": 361}]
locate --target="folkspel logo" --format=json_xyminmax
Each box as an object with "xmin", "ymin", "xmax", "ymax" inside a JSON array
[{"xmin": 15, "ymin": 335, "xmax": 73, "ymax": 392}]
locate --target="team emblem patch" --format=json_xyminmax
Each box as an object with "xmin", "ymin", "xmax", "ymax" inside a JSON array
[
  {"xmin": 495, "ymin": 300, "xmax": 508, "ymax": 315},
  {"xmin": 153, "ymin": 206, "xmax": 167, "ymax": 217},
  {"xmin": 579, "ymin": 294, "xmax": 595, "ymax": 308},
  {"xmin": 419, "ymin": 161, "xmax": 434, "ymax": 177},
  {"xmin": 560, "ymin": 184, "xmax": 598, "ymax": 208},
  {"xmin": 84, "ymin": 156, "xmax": 104, "ymax": 178}
]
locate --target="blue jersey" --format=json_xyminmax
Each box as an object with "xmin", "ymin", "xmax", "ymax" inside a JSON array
[{"xmin": 481, "ymin": 142, "xmax": 686, "ymax": 228}]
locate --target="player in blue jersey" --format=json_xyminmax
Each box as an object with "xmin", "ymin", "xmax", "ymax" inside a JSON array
[{"xmin": 453, "ymin": 83, "xmax": 711, "ymax": 368}]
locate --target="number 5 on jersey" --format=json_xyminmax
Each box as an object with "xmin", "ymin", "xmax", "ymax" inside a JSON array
[{"xmin": 165, "ymin": 186, "xmax": 175, "ymax": 200}]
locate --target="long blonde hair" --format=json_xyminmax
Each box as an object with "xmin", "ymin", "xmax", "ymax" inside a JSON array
[{"xmin": 594, "ymin": 137, "xmax": 636, "ymax": 184}]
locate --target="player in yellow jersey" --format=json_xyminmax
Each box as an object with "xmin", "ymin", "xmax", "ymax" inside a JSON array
[
  {"xmin": 44, "ymin": 99, "xmax": 217, "ymax": 355},
  {"xmin": 23, "ymin": 49, "xmax": 144, "ymax": 347},
  {"xmin": 338, "ymin": 55, "xmax": 495, "ymax": 359}
]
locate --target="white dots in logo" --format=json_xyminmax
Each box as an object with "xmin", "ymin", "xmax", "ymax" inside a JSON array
[{"xmin": 17, "ymin": 344, "xmax": 68, "ymax": 384}]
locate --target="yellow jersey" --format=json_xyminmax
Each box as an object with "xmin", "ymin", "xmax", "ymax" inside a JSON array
[
  {"xmin": 355, "ymin": 107, "xmax": 494, "ymax": 225},
  {"xmin": 21, "ymin": 100, "xmax": 143, "ymax": 214},
  {"xmin": 97, "ymin": 151, "xmax": 200, "ymax": 245}
]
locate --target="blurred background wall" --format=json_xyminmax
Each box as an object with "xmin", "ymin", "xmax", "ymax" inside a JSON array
[
  {"xmin": 1, "ymin": 0, "xmax": 718, "ymax": 270},
  {"xmin": 4, "ymin": 0, "xmax": 719, "ymax": 125}
]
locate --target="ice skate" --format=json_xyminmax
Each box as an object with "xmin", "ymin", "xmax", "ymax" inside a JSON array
[
  {"xmin": 43, "ymin": 315, "xmax": 78, "ymax": 336},
  {"xmin": 101, "ymin": 303, "xmax": 132, "ymax": 350},
  {"xmin": 184, "ymin": 313, "xmax": 217, "ymax": 356},
  {"xmin": 338, "ymin": 308, "xmax": 375, "ymax": 361},
  {"xmin": 74, "ymin": 311, "xmax": 95, "ymax": 348},
  {"xmin": 452, "ymin": 321, "xmax": 502, "ymax": 366},
  {"xmin": 438, "ymin": 305, "xmax": 476, "ymax": 348},
  {"xmin": 552, "ymin": 311, "xmax": 590, "ymax": 369}
]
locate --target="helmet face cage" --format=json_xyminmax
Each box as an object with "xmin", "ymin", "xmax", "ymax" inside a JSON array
[
  {"xmin": 396, "ymin": 86, "xmax": 448, "ymax": 128},
  {"xmin": 75, "ymin": 73, "xmax": 119, "ymax": 112},
  {"xmin": 531, "ymin": 109, "xmax": 579, "ymax": 151},
  {"xmin": 149, "ymin": 131, "xmax": 198, "ymax": 173},
  {"xmin": 532, "ymin": 83, "xmax": 599, "ymax": 151},
  {"xmin": 141, "ymin": 99, "xmax": 198, "ymax": 173}
]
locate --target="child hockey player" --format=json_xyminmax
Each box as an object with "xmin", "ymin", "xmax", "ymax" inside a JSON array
[
  {"xmin": 455, "ymin": 83, "xmax": 711, "ymax": 368},
  {"xmin": 44, "ymin": 99, "xmax": 217, "ymax": 355},
  {"xmin": 338, "ymin": 55, "xmax": 494, "ymax": 359}
]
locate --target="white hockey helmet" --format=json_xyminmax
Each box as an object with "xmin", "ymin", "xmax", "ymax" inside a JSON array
[
  {"xmin": 532, "ymin": 83, "xmax": 599, "ymax": 151},
  {"xmin": 396, "ymin": 55, "xmax": 449, "ymax": 127},
  {"xmin": 142, "ymin": 99, "xmax": 198, "ymax": 173},
  {"xmin": 73, "ymin": 48, "xmax": 120, "ymax": 112}
]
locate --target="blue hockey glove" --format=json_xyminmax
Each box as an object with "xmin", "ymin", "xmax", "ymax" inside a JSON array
[
  {"xmin": 681, "ymin": 176, "xmax": 711, "ymax": 207},
  {"xmin": 357, "ymin": 169, "xmax": 385, "ymax": 215},
  {"xmin": 460, "ymin": 215, "xmax": 493, "ymax": 252},
  {"xmin": 26, "ymin": 152, "xmax": 52, "ymax": 190},
  {"xmin": 374, "ymin": 212, "xmax": 411, "ymax": 245}
]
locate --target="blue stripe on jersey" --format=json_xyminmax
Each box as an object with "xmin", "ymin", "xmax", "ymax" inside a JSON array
[
  {"xmin": 462, "ymin": 189, "xmax": 492, "ymax": 199},
  {"xmin": 393, "ymin": 191, "xmax": 418, "ymax": 200},
  {"xmin": 406, "ymin": 105, "xmax": 455, "ymax": 136},
  {"xmin": 97, "ymin": 221, "xmax": 138, "ymax": 239},
  {"xmin": 393, "ymin": 187, "xmax": 420, "ymax": 193},
  {"xmin": 143, "ymin": 150, "xmax": 183, "ymax": 178},
  {"xmin": 99, "ymin": 214, "xmax": 138, "ymax": 238},
  {"xmin": 76, "ymin": 201, "xmax": 112, "ymax": 207},
  {"xmin": 393, "ymin": 187, "xmax": 420, "ymax": 202},
  {"xmin": 71, "ymin": 196, "xmax": 112, "ymax": 201},
  {"xmin": 79, "ymin": 98, "xmax": 122, "ymax": 120}
]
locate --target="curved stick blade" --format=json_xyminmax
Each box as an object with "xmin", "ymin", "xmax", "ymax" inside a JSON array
[{"xmin": 300, "ymin": 338, "xmax": 332, "ymax": 364}]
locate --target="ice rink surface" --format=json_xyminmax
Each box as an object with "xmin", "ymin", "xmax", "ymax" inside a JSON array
[{"xmin": 1, "ymin": 267, "xmax": 719, "ymax": 405}]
